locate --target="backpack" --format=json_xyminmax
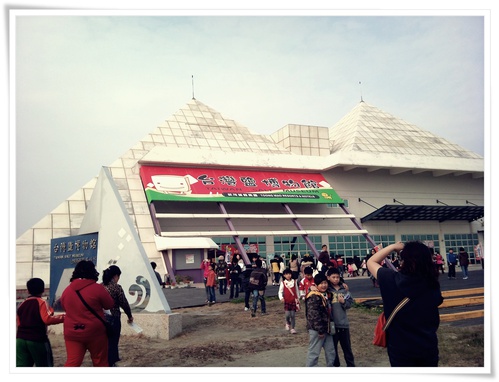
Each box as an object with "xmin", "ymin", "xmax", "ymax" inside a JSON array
[{"xmin": 249, "ymin": 269, "xmax": 266, "ymax": 290}]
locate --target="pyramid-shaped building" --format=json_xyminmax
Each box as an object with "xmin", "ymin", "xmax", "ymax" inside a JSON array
[{"xmin": 16, "ymin": 98, "xmax": 484, "ymax": 289}]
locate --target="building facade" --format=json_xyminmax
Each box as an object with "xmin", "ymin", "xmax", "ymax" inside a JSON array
[{"xmin": 16, "ymin": 98, "xmax": 484, "ymax": 288}]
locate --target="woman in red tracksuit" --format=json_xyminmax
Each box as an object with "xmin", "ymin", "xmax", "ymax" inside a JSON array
[{"xmin": 60, "ymin": 260, "xmax": 114, "ymax": 367}]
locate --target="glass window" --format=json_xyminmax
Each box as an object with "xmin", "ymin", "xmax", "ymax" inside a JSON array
[{"xmin": 272, "ymin": 236, "xmax": 321, "ymax": 260}]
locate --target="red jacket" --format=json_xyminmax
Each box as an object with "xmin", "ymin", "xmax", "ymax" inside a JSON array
[
  {"xmin": 60, "ymin": 278, "xmax": 114, "ymax": 340},
  {"xmin": 206, "ymin": 269, "xmax": 217, "ymax": 287},
  {"xmin": 299, "ymin": 277, "xmax": 315, "ymax": 299},
  {"xmin": 17, "ymin": 296, "xmax": 64, "ymax": 342},
  {"xmin": 279, "ymin": 279, "xmax": 299, "ymax": 303}
]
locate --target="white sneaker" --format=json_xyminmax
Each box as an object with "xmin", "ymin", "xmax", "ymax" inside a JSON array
[
  {"xmin": 290, "ymin": 329, "xmax": 297, "ymax": 334},
  {"xmin": 285, "ymin": 323, "xmax": 290, "ymax": 331},
  {"xmin": 463, "ymin": 276, "xmax": 468, "ymax": 280},
  {"xmin": 244, "ymin": 307, "xmax": 249, "ymax": 311}
]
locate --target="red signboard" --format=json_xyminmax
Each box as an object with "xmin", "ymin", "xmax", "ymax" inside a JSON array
[{"xmin": 139, "ymin": 166, "xmax": 343, "ymax": 204}]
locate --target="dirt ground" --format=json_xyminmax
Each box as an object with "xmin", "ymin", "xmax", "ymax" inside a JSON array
[{"xmin": 48, "ymin": 297, "xmax": 484, "ymax": 369}]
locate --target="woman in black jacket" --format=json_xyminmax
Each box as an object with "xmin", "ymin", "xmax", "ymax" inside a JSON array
[
  {"xmin": 367, "ymin": 241, "xmax": 443, "ymax": 367},
  {"xmin": 228, "ymin": 256, "xmax": 242, "ymax": 299}
]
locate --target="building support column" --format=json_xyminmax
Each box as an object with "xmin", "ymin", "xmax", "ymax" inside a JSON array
[
  {"xmin": 217, "ymin": 202, "xmax": 251, "ymax": 265},
  {"xmin": 149, "ymin": 202, "xmax": 176, "ymax": 284},
  {"xmin": 282, "ymin": 203, "xmax": 320, "ymax": 259}
]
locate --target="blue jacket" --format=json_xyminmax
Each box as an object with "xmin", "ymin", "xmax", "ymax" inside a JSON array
[{"xmin": 447, "ymin": 252, "xmax": 457, "ymax": 265}]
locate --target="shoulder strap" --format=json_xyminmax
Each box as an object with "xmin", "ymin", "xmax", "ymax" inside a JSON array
[
  {"xmin": 383, "ymin": 297, "xmax": 410, "ymax": 331},
  {"xmin": 284, "ymin": 281, "xmax": 297, "ymax": 297},
  {"xmin": 75, "ymin": 290, "xmax": 107, "ymax": 327}
]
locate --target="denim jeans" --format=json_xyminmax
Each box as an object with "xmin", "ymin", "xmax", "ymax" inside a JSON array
[
  {"xmin": 306, "ymin": 330, "xmax": 335, "ymax": 367},
  {"xmin": 218, "ymin": 278, "xmax": 227, "ymax": 295},
  {"xmin": 229, "ymin": 278, "xmax": 239, "ymax": 298},
  {"xmin": 461, "ymin": 265, "xmax": 469, "ymax": 278},
  {"xmin": 107, "ymin": 315, "xmax": 122, "ymax": 366},
  {"xmin": 244, "ymin": 288, "xmax": 251, "ymax": 309},
  {"xmin": 273, "ymin": 272, "xmax": 280, "ymax": 284},
  {"xmin": 203, "ymin": 277, "xmax": 209, "ymax": 300},
  {"xmin": 252, "ymin": 289, "xmax": 266, "ymax": 313},
  {"xmin": 208, "ymin": 286, "xmax": 216, "ymax": 303}
]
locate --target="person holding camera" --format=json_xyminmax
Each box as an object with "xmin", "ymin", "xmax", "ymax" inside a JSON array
[{"xmin": 367, "ymin": 241, "xmax": 443, "ymax": 367}]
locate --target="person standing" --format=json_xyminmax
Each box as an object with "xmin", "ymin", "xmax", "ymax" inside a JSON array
[
  {"xmin": 318, "ymin": 245, "xmax": 330, "ymax": 273},
  {"xmin": 360, "ymin": 259, "xmax": 368, "ymax": 276},
  {"xmin": 241, "ymin": 262, "xmax": 256, "ymax": 311},
  {"xmin": 279, "ymin": 255, "xmax": 285, "ymax": 283},
  {"xmin": 150, "ymin": 262, "xmax": 166, "ymax": 288},
  {"xmin": 206, "ymin": 263, "xmax": 217, "ymax": 306},
  {"xmin": 102, "ymin": 265, "xmax": 134, "ymax": 367},
  {"xmin": 216, "ymin": 255, "xmax": 228, "ymax": 295},
  {"xmin": 353, "ymin": 256, "xmax": 361, "ymax": 277},
  {"xmin": 235, "ymin": 252, "xmax": 246, "ymax": 291},
  {"xmin": 446, "ymin": 248, "xmax": 458, "ymax": 279},
  {"xmin": 228, "ymin": 256, "xmax": 242, "ymax": 299},
  {"xmin": 305, "ymin": 273, "xmax": 335, "ymax": 367},
  {"xmin": 367, "ymin": 241, "xmax": 443, "ymax": 367},
  {"xmin": 336, "ymin": 255, "xmax": 345, "ymax": 278},
  {"xmin": 278, "ymin": 268, "xmax": 300, "ymax": 334},
  {"xmin": 346, "ymin": 263, "xmax": 354, "ymax": 278},
  {"xmin": 289, "ymin": 254, "xmax": 300, "ymax": 280},
  {"xmin": 16, "ymin": 278, "xmax": 65, "ymax": 367},
  {"xmin": 248, "ymin": 259, "xmax": 268, "ymax": 317},
  {"xmin": 299, "ymin": 254, "xmax": 316, "ymax": 279},
  {"xmin": 60, "ymin": 260, "xmax": 114, "ymax": 367},
  {"xmin": 270, "ymin": 255, "xmax": 281, "ymax": 285},
  {"xmin": 200, "ymin": 258, "xmax": 212, "ymax": 303},
  {"xmin": 299, "ymin": 266, "xmax": 316, "ymax": 300},
  {"xmin": 326, "ymin": 268, "xmax": 355, "ymax": 367},
  {"xmin": 434, "ymin": 251, "xmax": 445, "ymax": 274},
  {"xmin": 458, "ymin": 247, "xmax": 470, "ymax": 279}
]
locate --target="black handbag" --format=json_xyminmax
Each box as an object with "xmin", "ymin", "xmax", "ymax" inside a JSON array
[{"xmin": 75, "ymin": 290, "xmax": 114, "ymax": 337}]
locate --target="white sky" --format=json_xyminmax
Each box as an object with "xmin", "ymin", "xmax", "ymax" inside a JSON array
[{"xmin": 9, "ymin": 6, "xmax": 492, "ymax": 238}]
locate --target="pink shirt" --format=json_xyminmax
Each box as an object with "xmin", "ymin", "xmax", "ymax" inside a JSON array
[{"xmin": 200, "ymin": 261, "xmax": 211, "ymax": 278}]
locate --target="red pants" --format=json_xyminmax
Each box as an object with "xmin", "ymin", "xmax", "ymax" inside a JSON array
[{"xmin": 64, "ymin": 334, "xmax": 109, "ymax": 367}]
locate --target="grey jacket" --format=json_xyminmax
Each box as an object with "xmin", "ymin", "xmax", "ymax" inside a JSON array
[{"xmin": 328, "ymin": 284, "xmax": 353, "ymax": 329}]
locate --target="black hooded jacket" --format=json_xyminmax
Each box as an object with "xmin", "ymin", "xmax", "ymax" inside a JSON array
[{"xmin": 377, "ymin": 267, "xmax": 443, "ymax": 359}]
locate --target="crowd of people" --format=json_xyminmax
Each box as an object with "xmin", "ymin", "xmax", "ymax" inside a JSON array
[
  {"xmin": 198, "ymin": 246, "xmax": 358, "ymax": 367},
  {"xmin": 17, "ymin": 241, "xmax": 474, "ymax": 368},
  {"xmin": 197, "ymin": 241, "xmax": 452, "ymax": 368},
  {"xmin": 16, "ymin": 260, "xmax": 135, "ymax": 367}
]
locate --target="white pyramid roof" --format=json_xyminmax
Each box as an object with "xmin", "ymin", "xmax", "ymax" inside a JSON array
[
  {"xmin": 153, "ymin": 98, "xmax": 289, "ymax": 154},
  {"xmin": 329, "ymin": 101, "xmax": 482, "ymax": 160}
]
